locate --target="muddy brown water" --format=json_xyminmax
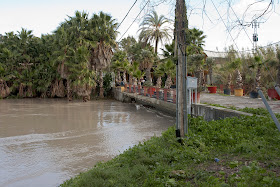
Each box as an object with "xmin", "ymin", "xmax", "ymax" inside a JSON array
[{"xmin": 0, "ymin": 99, "xmax": 175, "ymax": 187}]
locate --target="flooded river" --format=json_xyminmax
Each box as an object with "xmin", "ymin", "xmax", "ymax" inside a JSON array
[{"xmin": 0, "ymin": 99, "xmax": 175, "ymax": 187}]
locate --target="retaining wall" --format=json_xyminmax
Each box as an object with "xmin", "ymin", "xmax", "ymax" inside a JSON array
[{"xmin": 113, "ymin": 87, "xmax": 253, "ymax": 121}]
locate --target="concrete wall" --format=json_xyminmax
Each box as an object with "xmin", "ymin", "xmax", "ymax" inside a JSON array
[{"xmin": 113, "ymin": 88, "xmax": 253, "ymax": 121}]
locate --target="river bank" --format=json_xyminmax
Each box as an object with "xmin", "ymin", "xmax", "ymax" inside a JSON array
[{"xmin": 61, "ymin": 114, "xmax": 280, "ymax": 186}]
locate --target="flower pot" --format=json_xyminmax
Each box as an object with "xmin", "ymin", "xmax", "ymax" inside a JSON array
[
  {"xmin": 224, "ymin": 88, "xmax": 231, "ymax": 95},
  {"xmin": 249, "ymin": 91, "xmax": 258, "ymax": 98},
  {"xmin": 234, "ymin": 89, "xmax": 243, "ymax": 97},
  {"xmin": 267, "ymin": 88, "xmax": 280, "ymax": 100},
  {"xmin": 207, "ymin": 86, "xmax": 217, "ymax": 93}
]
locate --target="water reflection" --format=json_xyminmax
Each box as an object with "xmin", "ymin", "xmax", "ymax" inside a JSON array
[{"xmin": 0, "ymin": 99, "xmax": 175, "ymax": 187}]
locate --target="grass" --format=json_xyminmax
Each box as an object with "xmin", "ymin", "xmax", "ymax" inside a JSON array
[
  {"xmin": 61, "ymin": 115, "xmax": 280, "ymax": 186},
  {"xmin": 203, "ymin": 102, "xmax": 280, "ymax": 118}
]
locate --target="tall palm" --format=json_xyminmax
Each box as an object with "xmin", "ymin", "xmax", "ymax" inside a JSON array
[
  {"xmin": 138, "ymin": 48, "xmax": 156, "ymax": 84},
  {"xmin": 154, "ymin": 63, "xmax": 165, "ymax": 88},
  {"xmin": 164, "ymin": 59, "xmax": 176, "ymax": 89},
  {"xmin": 54, "ymin": 11, "xmax": 96, "ymax": 101},
  {"xmin": 230, "ymin": 58, "xmax": 243, "ymax": 89},
  {"xmin": 205, "ymin": 58, "xmax": 215, "ymax": 85},
  {"xmin": 111, "ymin": 51, "xmax": 129, "ymax": 85},
  {"xmin": 186, "ymin": 28, "xmax": 206, "ymax": 55},
  {"xmin": 139, "ymin": 11, "xmax": 171, "ymax": 54},
  {"xmin": 127, "ymin": 62, "xmax": 139, "ymax": 85},
  {"xmin": 89, "ymin": 11, "xmax": 118, "ymax": 98}
]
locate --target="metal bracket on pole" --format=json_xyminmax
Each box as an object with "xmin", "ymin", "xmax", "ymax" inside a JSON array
[{"xmin": 258, "ymin": 88, "xmax": 280, "ymax": 132}]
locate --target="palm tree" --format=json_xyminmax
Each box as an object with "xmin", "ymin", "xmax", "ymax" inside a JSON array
[
  {"xmin": 120, "ymin": 36, "xmax": 137, "ymax": 55},
  {"xmin": 230, "ymin": 58, "xmax": 243, "ymax": 89},
  {"xmin": 205, "ymin": 58, "xmax": 215, "ymax": 85},
  {"xmin": 186, "ymin": 28, "xmax": 206, "ymax": 55},
  {"xmin": 188, "ymin": 54, "xmax": 205, "ymax": 90},
  {"xmin": 133, "ymin": 69, "xmax": 145, "ymax": 87},
  {"xmin": 54, "ymin": 11, "xmax": 96, "ymax": 101},
  {"xmin": 164, "ymin": 59, "xmax": 176, "ymax": 89},
  {"xmin": 111, "ymin": 51, "xmax": 129, "ymax": 85},
  {"xmin": 89, "ymin": 11, "xmax": 118, "ymax": 98},
  {"xmin": 127, "ymin": 62, "xmax": 139, "ymax": 85},
  {"xmin": 154, "ymin": 63, "xmax": 165, "ymax": 88},
  {"xmin": 138, "ymin": 48, "xmax": 157, "ymax": 84},
  {"xmin": 138, "ymin": 11, "xmax": 171, "ymax": 54}
]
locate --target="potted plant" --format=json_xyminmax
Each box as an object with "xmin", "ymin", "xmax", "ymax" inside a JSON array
[
  {"xmin": 248, "ymin": 55, "xmax": 263, "ymax": 98},
  {"xmin": 230, "ymin": 58, "xmax": 243, "ymax": 96},
  {"xmin": 205, "ymin": 58, "xmax": 217, "ymax": 93}
]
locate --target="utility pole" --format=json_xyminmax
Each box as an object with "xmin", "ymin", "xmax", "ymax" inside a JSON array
[
  {"xmin": 251, "ymin": 20, "xmax": 262, "ymax": 53},
  {"xmin": 175, "ymin": 0, "xmax": 187, "ymax": 139}
]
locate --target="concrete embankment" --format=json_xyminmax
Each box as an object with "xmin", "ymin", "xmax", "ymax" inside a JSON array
[{"xmin": 113, "ymin": 88, "xmax": 253, "ymax": 121}]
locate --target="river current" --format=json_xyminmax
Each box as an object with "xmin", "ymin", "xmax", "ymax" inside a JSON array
[{"xmin": 0, "ymin": 99, "xmax": 174, "ymax": 187}]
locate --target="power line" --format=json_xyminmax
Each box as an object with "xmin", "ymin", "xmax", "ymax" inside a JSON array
[
  {"xmin": 210, "ymin": 0, "xmax": 240, "ymax": 53},
  {"xmin": 116, "ymin": 0, "xmax": 138, "ymax": 30},
  {"xmin": 227, "ymin": 0, "xmax": 253, "ymax": 46},
  {"xmin": 117, "ymin": 0, "xmax": 150, "ymax": 42}
]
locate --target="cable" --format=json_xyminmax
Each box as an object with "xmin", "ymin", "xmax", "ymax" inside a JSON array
[
  {"xmin": 227, "ymin": 0, "xmax": 254, "ymax": 46},
  {"xmin": 210, "ymin": 0, "xmax": 240, "ymax": 54},
  {"xmin": 116, "ymin": 0, "xmax": 138, "ymax": 30},
  {"xmin": 117, "ymin": 0, "xmax": 150, "ymax": 42}
]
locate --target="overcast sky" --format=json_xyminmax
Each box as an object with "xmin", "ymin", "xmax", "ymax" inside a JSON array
[{"xmin": 0, "ymin": 0, "xmax": 279, "ymax": 52}]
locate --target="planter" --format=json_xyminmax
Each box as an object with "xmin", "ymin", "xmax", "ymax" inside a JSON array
[
  {"xmin": 207, "ymin": 86, "xmax": 217, "ymax": 93},
  {"xmin": 224, "ymin": 88, "xmax": 231, "ymax": 95},
  {"xmin": 249, "ymin": 91, "xmax": 258, "ymax": 98},
  {"xmin": 268, "ymin": 88, "xmax": 280, "ymax": 100},
  {"xmin": 234, "ymin": 89, "xmax": 243, "ymax": 97}
]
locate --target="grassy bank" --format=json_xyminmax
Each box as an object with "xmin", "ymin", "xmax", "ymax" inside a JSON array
[{"xmin": 61, "ymin": 115, "xmax": 280, "ymax": 186}]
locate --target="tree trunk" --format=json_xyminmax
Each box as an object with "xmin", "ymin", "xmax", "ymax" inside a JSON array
[
  {"xmin": 156, "ymin": 76, "xmax": 162, "ymax": 88},
  {"xmin": 132, "ymin": 77, "xmax": 137, "ymax": 86},
  {"xmin": 27, "ymin": 85, "xmax": 33, "ymax": 98},
  {"xmin": 67, "ymin": 79, "xmax": 72, "ymax": 101},
  {"xmin": 0, "ymin": 80, "xmax": 10, "ymax": 98},
  {"xmin": 155, "ymin": 37, "xmax": 159, "ymax": 55},
  {"xmin": 145, "ymin": 68, "xmax": 152, "ymax": 84},
  {"xmin": 19, "ymin": 83, "xmax": 24, "ymax": 97},
  {"xmin": 117, "ymin": 71, "xmax": 121, "ymax": 85},
  {"xmin": 57, "ymin": 79, "xmax": 66, "ymax": 97},
  {"xmin": 236, "ymin": 70, "xmax": 243, "ymax": 89},
  {"xmin": 123, "ymin": 71, "xmax": 127, "ymax": 85},
  {"xmin": 209, "ymin": 67, "xmax": 213, "ymax": 85},
  {"xmin": 255, "ymin": 67, "xmax": 261, "ymax": 89},
  {"xmin": 226, "ymin": 74, "xmax": 232, "ymax": 89},
  {"xmin": 99, "ymin": 71, "xmax": 104, "ymax": 98},
  {"xmin": 165, "ymin": 75, "xmax": 173, "ymax": 89},
  {"xmin": 129, "ymin": 73, "xmax": 133, "ymax": 85}
]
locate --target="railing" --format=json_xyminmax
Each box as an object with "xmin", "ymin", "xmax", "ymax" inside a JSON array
[{"xmin": 124, "ymin": 84, "xmax": 177, "ymax": 103}]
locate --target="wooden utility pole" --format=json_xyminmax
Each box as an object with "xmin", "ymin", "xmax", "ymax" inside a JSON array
[{"xmin": 175, "ymin": 0, "xmax": 187, "ymax": 138}]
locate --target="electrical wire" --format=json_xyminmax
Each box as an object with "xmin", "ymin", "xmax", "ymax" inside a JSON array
[
  {"xmin": 116, "ymin": 0, "xmax": 138, "ymax": 30},
  {"xmin": 210, "ymin": 0, "xmax": 240, "ymax": 54},
  {"xmin": 117, "ymin": 0, "xmax": 150, "ymax": 42},
  {"xmin": 227, "ymin": 0, "xmax": 254, "ymax": 46}
]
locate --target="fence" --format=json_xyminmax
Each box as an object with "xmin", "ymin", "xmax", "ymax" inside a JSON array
[{"xmin": 124, "ymin": 84, "xmax": 176, "ymax": 103}]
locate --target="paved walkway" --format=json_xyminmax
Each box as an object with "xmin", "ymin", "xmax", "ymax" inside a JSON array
[{"xmin": 200, "ymin": 93, "xmax": 280, "ymax": 114}]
